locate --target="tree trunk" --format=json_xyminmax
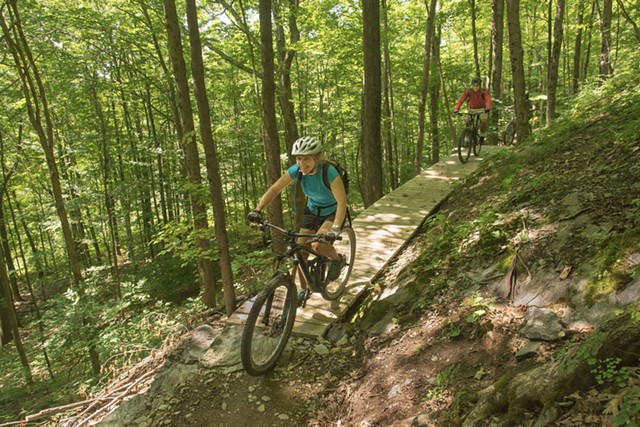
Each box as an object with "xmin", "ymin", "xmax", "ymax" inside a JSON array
[
  {"xmin": 414, "ymin": 0, "xmax": 438, "ymax": 176},
  {"xmin": 139, "ymin": 0, "xmax": 181, "ymax": 224},
  {"xmin": 273, "ymin": 0, "xmax": 304, "ymax": 229},
  {"xmin": 506, "ymin": 0, "xmax": 530, "ymax": 142},
  {"xmin": 164, "ymin": 0, "xmax": 218, "ymax": 308},
  {"xmin": 90, "ymin": 84, "xmax": 121, "ymax": 299},
  {"xmin": 582, "ymin": 0, "xmax": 597, "ymax": 83},
  {"xmin": 381, "ymin": 0, "xmax": 398, "ymax": 189},
  {"xmin": 490, "ymin": 0, "xmax": 505, "ymax": 132},
  {"xmin": 6, "ymin": 190, "xmax": 53, "ymax": 378},
  {"xmin": 361, "ymin": 0, "xmax": 383, "ymax": 207},
  {"xmin": 0, "ymin": 4, "xmax": 83, "ymax": 287},
  {"xmin": 546, "ymin": 0, "xmax": 564, "ymax": 126},
  {"xmin": 0, "ymin": 241, "xmax": 31, "ymax": 382},
  {"xmin": 470, "ymin": 0, "xmax": 481, "ymax": 78},
  {"xmin": 429, "ymin": 26, "xmax": 441, "ymax": 164},
  {"xmin": 5, "ymin": 191, "xmax": 32, "ymax": 301},
  {"xmin": 0, "ymin": 1, "xmax": 101, "ymax": 376},
  {"xmin": 111, "ymin": 101, "xmax": 135, "ymax": 260},
  {"xmin": 185, "ymin": 0, "xmax": 236, "ymax": 315},
  {"xmin": 572, "ymin": 0, "xmax": 584, "ymax": 94},
  {"xmin": 13, "ymin": 192, "xmax": 44, "ymax": 287},
  {"xmin": 598, "ymin": 0, "xmax": 613, "ymax": 79},
  {"xmin": 546, "ymin": 0, "xmax": 553, "ymax": 94},
  {"xmin": 0, "ymin": 163, "xmax": 21, "ymax": 302},
  {"xmin": 0, "ymin": 287, "xmax": 12, "ymax": 345},
  {"xmin": 132, "ymin": 107, "xmax": 156, "ymax": 259},
  {"xmin": 258, "ymin": 0, "xmax": 286, "ymax": 240},
  {"xmin": 437, "ymin": 56, "xmax": 456, "ymax": 153}
]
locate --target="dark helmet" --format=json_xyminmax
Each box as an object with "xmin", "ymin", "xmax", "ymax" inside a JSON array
[{"xmin": 471, "ymin": 77, "xmax": 482, "ymax": 86}]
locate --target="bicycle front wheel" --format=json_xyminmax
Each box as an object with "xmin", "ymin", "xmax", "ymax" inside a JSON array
[
  {"xmin": 473, "ymin": 131, "xmax": 483, "ymax": 157},
  {"xmin": 321, "ymin": 226, "xmax": 356, "ymax": 300},
  {"xmin": 458, "ymin": 129, "xmax": 472, "ymax": 163},
  {"xmin": 240, "ymin": 275, "xmax": 297, "ymax": 376}
]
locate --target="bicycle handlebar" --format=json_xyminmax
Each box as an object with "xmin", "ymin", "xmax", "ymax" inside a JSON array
[{"xmin": 251, "ymin": 220, "xmax": 340, "ymax": 243}]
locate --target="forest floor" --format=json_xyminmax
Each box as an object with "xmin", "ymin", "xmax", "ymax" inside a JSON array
[{"xmin": 85, "ymin": 101, "xmax": 640, "ymax": 427}]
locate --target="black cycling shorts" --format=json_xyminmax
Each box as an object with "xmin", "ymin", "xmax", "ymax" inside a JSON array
[{"xmin": 301, "ymin": 207, "xmax": 336, "ymax": 231}]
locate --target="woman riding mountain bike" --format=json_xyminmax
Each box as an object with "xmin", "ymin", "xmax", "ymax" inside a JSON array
[
  {"xmin": 241, "ymin": 217, "xmax": 355, "ymax": 376},
  {"xmin": 247, "ymin": 136, "xmax": 348, "ymax": 305}
]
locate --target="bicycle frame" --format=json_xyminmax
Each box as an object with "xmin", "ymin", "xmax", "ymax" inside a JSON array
[
  {"xmin": 261, "ymin": 222, "xmax": 333, "ymax": 293},
  {"xmin": 464, "ymin": 111, "xmax": 483, "ymax": 132}
]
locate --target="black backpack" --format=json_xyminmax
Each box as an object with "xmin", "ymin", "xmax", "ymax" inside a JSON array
[{"xmin": 321, "ymin": 161, "xmax": 349, "ymax": 195}]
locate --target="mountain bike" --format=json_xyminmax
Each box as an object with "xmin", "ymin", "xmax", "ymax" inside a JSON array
[
  {"xmin": 457, "ymin": 111, "xmax": 484, "ymax": 163},
  {"xmin": 502, "ymin": 113, "xmax": 517, "ymax": 146},
  {"xmin": 240, "ymin": 217, "xmax": 356, "ymax": 376},
  {"xmin": 502, "ymin": 107, "xmax": 532, "ymax": 146}
]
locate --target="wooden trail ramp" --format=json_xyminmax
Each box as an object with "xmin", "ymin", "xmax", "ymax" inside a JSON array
[{"xmin": 227, "ymin": 146, "xmax": 504, "ymax": 338}]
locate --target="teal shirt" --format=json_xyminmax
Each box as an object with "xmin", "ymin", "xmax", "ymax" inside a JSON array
[{"xmin": 288, "ymin": 163, "xmax": 340, "ymax": 216}]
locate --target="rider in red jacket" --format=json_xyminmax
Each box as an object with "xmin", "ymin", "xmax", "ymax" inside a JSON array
[{"xmin": 454, "ymin": 77, "xmax": 492, "ymax": 136}]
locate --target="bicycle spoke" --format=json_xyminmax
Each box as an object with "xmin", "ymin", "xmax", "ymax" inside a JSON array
[{"xmin": 241, "ymin": 276, "xmax": 296, "ymax": 376}]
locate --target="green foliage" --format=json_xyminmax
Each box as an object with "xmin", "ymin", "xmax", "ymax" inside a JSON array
[
  {"xmin": 230, "ymin": 246, "xmax": 273, "ymax": 295},
  {"xmin": 441, "ymin": 318, "xmax": 461, "ymax": 339},
  {"xmin": 425, "ymin": 364, "xmax": 461, "ymax": 401},
  {"xmin": 612, "ymin": 387, "xmax": 640, "ymax": 427},
  {"xmin": 0, "ymin": 273, "xmax": 203, "ymax": 422},
  {"xmin": 586, "ymin": 229, "xmax": 640, "ymax": 305},
  {"xmin": 592, "ymin": 358, "xmax": 629, "ymax": 388},
  {"xmin": 153, "ymin": 221, "xmax": 214, "ymax": 265},
  {"xmin": 463, "ymin": 293, "xmax": 491, "ymax": 325},
  {"xmin": 633, "ymin": 198, "xmax": 640, "ymax": 229},
  {"xmin": 130, "ymin": 254, "xmax": 199, "ymax": 303},
  {"xmin": 557, "ymin": 332, "xmax": 605, "ymax": 375}
]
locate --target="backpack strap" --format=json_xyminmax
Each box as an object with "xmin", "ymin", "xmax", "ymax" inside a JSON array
[
  {"xmin": 322, "ymin": 163, "xmax": 331, "ymax": 189},
  {"xmin": 296, "ymin": 164, "xmax": 303, "ymax": 182}
]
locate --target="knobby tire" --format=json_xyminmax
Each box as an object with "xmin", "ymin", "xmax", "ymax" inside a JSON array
[
  {"xmin": 473, "ymin": 132, "xmax": 483, "ymax": 157},
  {"xmin": 240, "ymin": 275, "xmax": 297, "ymax": 376},
  {"xmin": 458, "ymin": 128, "xmax": 472, "ymax": 164},
  {"xmin": 503, "ymin": 121, "xmax": 516, "ymax": 146},
  {"xmin": 320, "ymin": 226, "xmax": 356, "ymax": 300}
]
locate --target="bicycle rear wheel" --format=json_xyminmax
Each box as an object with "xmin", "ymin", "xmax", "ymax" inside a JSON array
[
  {"xmin": 503, "ymin": 121, "xmax": 516, "ymax": 146},
  {"xmin": 321, "ymin": 226, "xmax": 356, "ymax": 300},
  {"xmin": 458, "ymin": 128, "xmax": 472, "ymax": 163},
  {"xmin": 240, "ymin": 274, "xmax": 297, "ymax": 376},
  {"xmin": 473, "ymin": 131, "xmax": 483, "ymax": 157}
]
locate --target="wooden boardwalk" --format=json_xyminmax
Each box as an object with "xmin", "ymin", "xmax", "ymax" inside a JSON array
[{"xmin": 227, "ymin": 147, "xmax": 503, "ymax": 337}]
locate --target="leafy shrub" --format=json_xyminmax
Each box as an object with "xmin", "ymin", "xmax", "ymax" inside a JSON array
[{"xmin": 135, "ymin": 254, "xmax": 199, "ymax": 303}]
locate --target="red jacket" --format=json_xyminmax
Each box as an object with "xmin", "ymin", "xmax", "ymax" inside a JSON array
[{"xmin": 455, "ymin": 87, "xmax": 492, "ymax": 111}]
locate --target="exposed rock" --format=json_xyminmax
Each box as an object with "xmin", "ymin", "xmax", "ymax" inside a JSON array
[
  {"xmin": 515, "ymin": 340, "xmax": 542, "ymax": 360},
  {"xmin": 520, "ymin": 307, "xmax": 564, "ymax": 341}
]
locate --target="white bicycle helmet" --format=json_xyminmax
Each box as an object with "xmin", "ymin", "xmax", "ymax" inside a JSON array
[{"xmin": 291, "ymin": 136, "xmax": 322, "ymax": 155}]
